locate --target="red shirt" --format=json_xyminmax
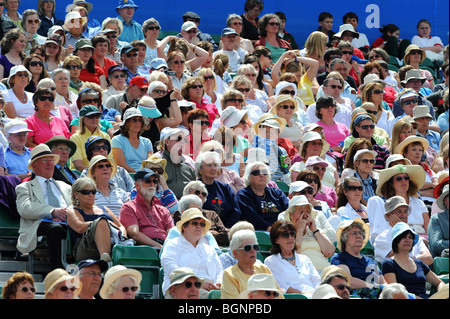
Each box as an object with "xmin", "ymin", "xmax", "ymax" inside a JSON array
[
  {"xmin": 95, "ymin": 57, "xmax": 117, "ymax": 78},
  {"xmin": 189, "ymin": 98, "xmax": 220, "ymax": 128},
  {"xmin": 79, "ymin": 66, "xmax": 104, "ymax": 85}
]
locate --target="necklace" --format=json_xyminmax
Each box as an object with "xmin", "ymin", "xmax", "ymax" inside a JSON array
[{"xmin": 281, "ymin": 255, "xmax": 295, "ymax": 261}]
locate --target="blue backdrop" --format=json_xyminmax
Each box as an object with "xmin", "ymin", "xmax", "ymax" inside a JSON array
[{"xmin": 16, "ymin": 0, "xmax": 449, "ymax": 48}]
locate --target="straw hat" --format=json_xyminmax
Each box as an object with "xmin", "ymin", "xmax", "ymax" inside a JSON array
[
  {"xmin": 44, "ymin": 268, "xmax": 81, "ymax": 299},
  {"xmin": 312, "ymin": 284, "xmax": 342, "ymax": 299},
  {"xmin": 335, "ymin": 218, "xmax": 370, "ymax": 252},
  {"xmin": 141, "ymin": 155, "xmax": 168, "ymax": 180},
  {"xmin": 176, "ymin": 208, "xmax": 211, "ymax": 237},
  {"xmin": 321, "ymin": 265, "xmax": 350, "ymax": 284},
  {"xmin": 86, "ymin": 155, "xmax": 117, "ymax": 180},
  {"xmin": 298, "ymin": 131, "xmax": 330, "ymax": 157},
  {"xmin": 99, "ymin": 265, "xmax": 142, "ymax": 299},
  {"xmin": 404, "ymin": 44, "xmax": 426, "ymax": 65},
  {"xmin": 269, "ymin": 94, "xmax": 299, "ymax": 114},
  {"xmin": 27, "ymin": 144, "xmax": 60, "ymax": 170},
  {"xmin": 375, "ymin": 164, "xmax": 426, "ymax": 196},
  {"xmin": 394, "ymin": 136, "xmax": 429, "ymax": 156},
  {"xmin": 166, "ymin": 267, "xmax": 204, "ymax": 295},
  {"xmin": 253, "ymin": 113, "xmax": 286, "ymax": 136},
  {"xmin": 45, "ymin": 135, "xmax": 77, "ymax": 158},
  {"xmin": 239, "ymin": 273, "xmax": 283, "ymax": 299}
]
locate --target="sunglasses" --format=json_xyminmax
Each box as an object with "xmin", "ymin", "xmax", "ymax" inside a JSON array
[
  {"xmin": 402, "ymin": 98, "xmax": 418, "ymax": 105},
  {"xmin": 142, "ymin": 178, "xmax": 159, "ymax": 185},
  {"xmin": 173, "ymin": 60, "xmax": 185, "ymax": 65},
  {"xmin": 262, "ymin": 291, "xmax": 280, "ymax": 298},
  {"xmin": 268, "ymin": 22, "xmax": 280, "ymax": 26},
  {"xmin": 191, "ymin": 84, "xmax": 203, "ymax": 89},
  {"xmin": 78, "ymin": 189, "xmax": 97, "ymax": 195},
  {"xmin": 312, "ymin": 166, "xmax": 326, "ymax": 172},
  {"xmin": 82, "ymin": 98, "xmax": 100, "ymax": 104},
  {"xmin": 299, "ymin": 189, "xmax": 314, "ymax": 195},
  {"xmin": 409, "ymin": 50, "xmax": 422, "ymax": 55},
  {"xmin": 130, "ymin": 117, "xmax": 144, "ymax": 123},
  {"xmin": 96, "ymin": 163, "xmax": 112, "ymax": 169},
  {"xmin": 264, "ymin": 54, "xmax": 272, "ymax": 60},
  {"xmin": 334, "ymin": 284, "xmax": 351, "ymax": 291},
  {"xmin": 304, "ymin": 177, "xmax": 319, "ymax": 185},
  {"xmin": 359, "ymin": 124, "xmax": 375, "ymax": 130},
  {"xmin": 121, "ymin": 286, "xmax": 139, "ymax": 293},
  {"xmin": 126, "ymin": 53, "xmax": 138, "ymax": 58},
  {"xmin": 27, "ymin": 19, "xmax": 40, "ymax": 24},
  {"xmin": 327, "ymin": 84, "xmax": 343, "ymax": 90},
  {"xmin": 280, "ymin": 90, "xmax": 296, "ymax": 96},
  {"xmin": 59, "ymin": 286, "xmax": 77, "ymax": 292},
  {"xmin": 203, "ymin": 75, "xmax": 215, "ymax": 81},
  {"xmin": 106, "ymin": 34, "xmax": 117, "ymax": 39},
  {"xmin": 67, "ymin": 64, "xmax": 82, "ymax": 70},
  {"xmin": 194, "ymin": 190, "xmax": 208, "ymax": 197},
  {"xmin": 394, "ymin": 175, "xmax": 410, "ymax": 182},
  {"xmin": 20, "ymin": 287, "xmax": 36, "ymax": 293},
  {"xmin": 346, "ymin": 185, "xmax": 363, "ymax": 191},
  {"xmin": 30, "ymin": 61, "xmax": 44, "ymax": 67},
  {"xmin": 279, "ymin": 230, "xmax": 296, "ymax": 238},
  {"xmin": 341, "ymin": 50, "xmax": 354, "ymax": 55},
  {"xmin": 149, "ymin": 167, "xmax": 164, "ymax": 175},
  {"xmin": 196, "ymin": 120, "xmax": 210, "ymax": 126},
  {"xmin": 250, "ymin": 169, "xmax": 269, "ymax": 176},
  {"xmin": 365, "ymin": 110, "xmax": 378, "ymax": 115},
  {"xmin": 169, "ymin": 135, "xmax": 184, "ymax": 142},
  {"xmin": 279, "ymin": 104, "xmax": 296, "ymax": 110},
  {"xmin": 38, "ymin": 95, "xmax": 55, "ymax": 102},
  {"xmin": 357, "ymin": 159, "xmax": 375, "ymax": 164},
  {"xmin": 232, "ymin": 22, "xmax": 243, "ymax": 26},
  {"xmin": 147, "ymin": 26, "xmax": 160, "ymax": 31},
  {"xmin": 15, "ymin": 72, "xmax": 29, "ymax": 77},
  {"xmin": 190, "ymin": 220, "xmax": 206, "ymax": 227},
  {"xmin": 227, "ymin": 98, "xmax": 244, "ymax": 103},
  {"xmin": 237, "ymin": 244, "xmax": 260, "ymax": 252},
  {"xmin": 370, "ymin": 54, "xmax": 380, "ymax": 60},
  {"xmin": 372, "ymin": 89, "xmax": 384, "ymax": 94},
  {"xmin": 236, "ymin": 88, "xmax": 250, "ymax": 93},
  {"xmin": 183, "ymin": 281, "xmax": 202, "ymax": 289},
  {"xmin": 113, "ymin": 73, "xmax": 126, "ymax": 79},
  {"xmin": 186, "ymin": 30, "xmax": 198, "ymax": 34}
]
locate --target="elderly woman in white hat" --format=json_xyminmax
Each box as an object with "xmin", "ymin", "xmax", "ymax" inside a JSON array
[
  {"xmin": 219, "ymin": 105, "xmax": 251, "ymax": 155},
  {"xmin": 264, "ymin": 219, "xmax": 321, "ymax": 297},
  {"xmin": 221, "ymin": 229, "xmax": 279, "ymax": 299},
  {"xmin": 381, "ymin": 221, "xmax": 445, "ymax": 299},
  {"xmin": 279, "ymin": 195, "xmax": 335, "ymax": 271},
  {"xmin": 44, "ymin": 268, "xmax": 81, "ymax": 299},
  {"xmin": 239, "ymin": 273, "xmax": 284, "ymax": 299},
  {"xmin": 2, "ymin": 118, "xmax": 32, "ymax": 179},
  {"xmin": 330, "ymin": 218, "xmax": 385, "ymax": 296},
  {"xmin": 100, "ymin": 265, "xmax": 142, "ymax": 299},
  {"xmin": 86, "ymin": 155, "xmax": 129, "ymax": 217},
  {"xmin": 166, "ymin": 267, "xmax": 204, "ymax": 299},
  {"xmin": 2, "ymin": 65, "xmax": 35, "ymax": 119},
  {"xmin": 269, "ymin": 94, "xmax": 303, "ymax": 144},
  {"xmin": 161, "ymin": 208, "xmax": 223, "ymax": 299}
]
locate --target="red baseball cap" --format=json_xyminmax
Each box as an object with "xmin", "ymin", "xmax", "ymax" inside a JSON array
[{"xmin": 129, "ymin": 76, "xmax": 149, "ymax": 89}]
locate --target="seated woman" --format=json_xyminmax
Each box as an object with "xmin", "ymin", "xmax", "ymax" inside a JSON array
[
  {"xmin": 25, "ymin": 88, "xmax": 71, "ymax": 148},
  {"xmin": 111, "ymin": 107, "xmax": 153, "ymax": 173},
  {"xmin": 2, "ymin": 119, "xmax": 32, "ymax": 180},
  {"xmin": 23, "ymin": 53, "xmax": 49, "ymax": 93},
  {"xmin": 74, "ymin": 38, "xmax": 107, "ymax": 89},
  {"xmin": 0, "ymin": 271, "xmax": 36, "ymax": 300},
  {"xmin": 235, "ymin": 161, "xmax": 289, "ymax": 231},
  {"xmin": 2, "ymin": 66, "xmax": 35, "ymax": 119},
  {"xmin": 218, "ymin": 221, "xmax": 255, "ymax": 270},
  {"xmin": 350, "ymin": 149, "xmax": 379, "ymax": 202},
  {"xmin": 280, "ymin": 195, "xmax": 335, "ymax": 272},
  {"xmin": 331, "ymin": 218, "xmax": 385, "ymax": 297},
  {"xmin": 199, "ymin": 140, "xmax": 245, "ymax": 194},
  {"xmin": 161, "ymin": 208, "xmax": 223, "ymax": 299},
  {"xmin": 268, "ymin": 94, "xmax": 303, "ymax": 145},
  {"xmin": 51, "ymin": 66, "xmax": 79, "ymax": 119},
  {"xmin": 62, "ymin": 55, "xmax": 84, "ymax": 96},
  {"xmin": 213, "ymin": 125, "xmax": 246, "ymax": 177},
  {"xmin": 236, "ymin": 64, "xmax": 271, "ymax": 113},
  {"xmin": 185, "ymin": 108, "xmax": 212, "ymax": 161},
  {"xmin": 86, "ymin": 155, "xmax": 130, "ymax": 217},
  {"xmin": 221, "ymin": 229, "xmax": 281, "ymax": 299},
  {"xmin": 194, "ymin": 151, "xmax": 238, "ymax": 229},
  {"xmin": 99, "ymin": 265, "xmax": 142, "ymax": 300},
  {"xmin": 67, "ymin": 177, "xmax": 127, "ymax": 262},
  {"xmin": 102, "ymin": 64, "xmax": 127, "ymax": 103},
  {"xmin": 219, "ymin": 102, "xmax": 251, "ymax": 155},
  {"xmin": 381, "ymin": 222, "xmax": 445, "ymax": 299},
  {"xmin": 341, "ymin": 137, "xmax": 376, "ymax": 180},
  {"xmin": 304, "ymin": 156, "xmax": 338, "ymax": 209},
  {"xmin": 336, "ymin": 177, "xmax": 369, "ymax": 224},
  {"xmin": 264, "ymin": 220, "xmax": 321, "ymax": 297}
]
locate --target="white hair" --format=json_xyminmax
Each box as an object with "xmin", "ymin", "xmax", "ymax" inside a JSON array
[
  {"xmin": 50, "ymin": 68, "xmax": 70, "ymax": 81},
  {"xmin": 379, "ymin": 283, "xmax": 409, "ymax": 299},
  {"xmin": 194, "ymin": 151, "xmax": 222, "ymax": 178},
  {"xmin": 147, "ymin": 81, "xmax": 167, "ymax": 95},
  {"xmin": 183, "ymin": 180, "xmax": 208, "ymax": 197},
  {"xmin": 243, "ymin": 161, "xmax": 271, "ymax": 187},
  {"xmin": 37, "ymin": 78, "xmax": 56, "ymax": 90},
  {"xmin": 178, "ymin": 194, "xmax": 203, "ymax": 212},
  {"xmin": 229, "ymin": 229, "xmax": 257, "ymax": 253}
]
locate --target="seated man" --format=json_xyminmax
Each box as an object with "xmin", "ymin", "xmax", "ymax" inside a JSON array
[
  {"xmin": 428, "ymin": 185, "xmax": 449, "ymax": 258},
  {"xmin": 45, "ymin": 135, "xmax": 79, "ymax": 185},
  {"xmin": 166, "ymin": 267, "xmax": 203, "ymax": 299},
  {"xmin": 119, "ymin": 168, "xmax": 174, "ymax": 249},
  {"xmin": 213, "ymin": 28, "xmax": 247, "ymax": 73},
  {"xmin": 15, "ymin": 144, "xmax": 72, "ymax": 269},
  {"xmin": 413, "ymin": 105, "xmax": 441, "ymax": 151}
]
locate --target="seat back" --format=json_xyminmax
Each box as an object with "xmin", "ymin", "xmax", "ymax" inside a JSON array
[
  {"xmin": 208, "ymin": 289, "xmax": 221, "ymax": 299},
  {"xmin": 255, "ymin": 231, "xmax": 272, "ymax": 259},
  {"xmin": 433, "ymin": 257, "xmax": 449, "ymax": 275},
  {"xmin": 284, "ymin": 293, "xmax": 308, "ymax": 299},
  {"xmin": 275, "ymin": 181, "xmax": 289, "ymax": 195}
]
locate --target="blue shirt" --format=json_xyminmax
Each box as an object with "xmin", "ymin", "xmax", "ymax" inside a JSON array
[
  {"xmin": 4, "ymin": 146, "xmax": 31, "ymax": 175},
  {"xmin": 55, "ymin": 163, "xmax": 77, "ymax": 184},
  {"xmin": 117, "ymin": 16, "xmax": 144, "ymax": 43},
  {"xmin": 437, "ymin": 110, "xmax": 449, "ymax": 131},
  {"xmin": 111, "ymin": 134, "xmax": 153, "ymax": 171},
  {"xmin": 417, "ymin": 130, "xmax": 441, "ymax": 151},
  {"xmin": 101, "ymin": 105, "xmax": 121, "ymax": 122},
  {"xmin": 331, "ymin": 251, "xmax": 381, "ymax": 284}
]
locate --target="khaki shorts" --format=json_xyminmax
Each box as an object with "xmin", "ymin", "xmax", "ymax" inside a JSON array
[{"xmin": 73, "ymin": 217, "xmax": 111, "ymax": 262}]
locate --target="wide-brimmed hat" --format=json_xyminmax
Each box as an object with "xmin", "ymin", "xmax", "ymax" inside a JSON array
[
  {"xmin": 394, "ymin": 135, "xmax": 429, "ymax": 157},
  {"xmin": 384, "ymin": 196, "xmax": 411, "ymax": 221},
  {"xmin": 436, "ymin": 184, "xmax": 449, "ymax": 210},
  {"xmin": 87, "ymin": 155, "xmax": 117, "ymax": 180},
  {"xmin": 404, "ymin": 44, "xmax": 426, "ymax": 65},
  {"xmin": 299, "ymin": 131, "xmax": 330, "ymax": 158},
  {"xmin": 7, "ymin": 65, "xmax": 32, "ymax": 86},
  {"xmin": 66, "ymin": 0, "xmax": 93, "ymax": 13},
  {"xmin": 100, "ymin": 265, "xmax": 142, "ymax": 299},
  {"xmin": 120, "ymin": 107, "xmax": 144, "ymax": 128},
  {"xmin": 138, "ymin": 96, "xmax": 162, "ymax": 119},
  {"xmin": 270, "ymin": 94, "xmax": 299, "ymax": 114},
  {"xmin": 63, "ymin": 11, "xmax": 87, "ymax": 31},
  {"xmin": 283, "ymin": 195, "xmax": 315, "ymax": 220},
  {"xmin": 433, "ymin": 172, "xmax": 449, "ymax": 200},
  {"xmin": 358, "ymin": 73, "xmax": 387, "ymax": 91},
  {"xmin": 312, "ymin": 284, "xmax": 342, "ymax": 299},
  {"xmin": 44, "ymin": 268, "xmax": 81, "ymax": 299},
  {"xmin": 27, "ymin": 144, "xmax": 60, "ymax": 170},
  {"xmin": 376, "ymin": 164, "xmax": 426, "ymax": 196},
  {"xmin": 45, "ymin": 135, "xmax": 77, "ymax": 158},
  {"xmin": 353, "ymin": 149, "xmax": 377, "ymax": 162},
  {"xmin": 221, "ymin": 106, "xmax": 248, "ymax": 128},
  {"xmin": 385, "ymin": 154, "xmax": 412, "ymax": 168},
  {"xmin": 413, "ymin": 105, "xmax": 433, "ymax": 120},
  {"xmin": 159, "ymin": 127, "xmax": 190, "ymax": 142},
  {"xmin": 166, "ymin": 267, "xmax": 204, "ymax": 295},
  {"xmin": 253, "ymin": 113, "xmax": 286, "ymax": 136},
  {"xmin": 274, "ymin": 81, "xmax": 297, "ymax": 97},
  {"xmin": 334, "ymin": 24, "xmax": 359, "ymax": 39},
  {"xmin": 336, "ymin": 218, "xmax": 370, "ymax": 252},
  {"xmin": 239, "ymin": 273, "xmax": 283, "ymax": 299},
  {"xmin": 141, "ymin": 155, "xmax": 168, "ymax": 180},
  {"xmin": 321, "ymin": 265, "xmax": 350, "ymax": 284},
  {"xmin": 176, "ymin": 208, "xmax": 211, "ymax": 237},
  {"xmin": 391, "ymin": 222, "xmax": 419, "ymax": 250},
  {"xmin": 115, "ymin": 0, "xmax": 138, "ymax": 12},
  {"xmin": 401, "ymin": 69, "xmax": 427, "ymax": 86}
]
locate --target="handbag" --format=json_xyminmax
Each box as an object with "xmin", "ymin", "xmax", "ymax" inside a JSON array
[{"xmin": 110, "ymin": 224, "xmax": 135, "ymax": 246}]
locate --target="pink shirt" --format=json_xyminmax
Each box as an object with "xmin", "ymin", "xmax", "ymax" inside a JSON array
[
  {"xmin": 317, "ymin": 120, "xmax": 350, "ymax": 148},
  {"xmin": 25, "ymin": 113, "xmax": 72, "ymax": 145},
  {"xmin": 189, "ymin": 98, "xmax": 220, "ymax": 129},
  {"xmin": 119, "ymin": 193, "xmax": 174, "ymax": 241}
]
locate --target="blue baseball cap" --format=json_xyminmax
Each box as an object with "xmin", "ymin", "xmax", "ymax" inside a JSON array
[
  {"xmin": 77, "ymin": 259, "xmax": 108, "ymax": 272},
  {"xmin": 149, "ymin": 58, "xmax": 168, "ymax": 70},
  {"xmin": 134, "ymin": 168, "xmax": 159, "ymax": 181},
  {"xmin": 221, "ymin": 28, "xmax": 238, "ymax": 37}
]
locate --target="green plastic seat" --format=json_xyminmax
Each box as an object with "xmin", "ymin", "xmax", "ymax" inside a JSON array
[
  {"xmin": 275, "ymin": 180, "xmax": 290, "ymax": 195},
  {"xmin": 433, "ymin": 257, "xmax": 449, "ymax": 275},
  {"xmin": 284, "ymin": 293, "xmax": 308, "ymax": 299},
  {"xmin": 208, "ymin": 289, "xmax": 221, "ymax": 299},
  {"xmin": 255, "ymin": 231, "xmax": 272, "ymax": 259}
]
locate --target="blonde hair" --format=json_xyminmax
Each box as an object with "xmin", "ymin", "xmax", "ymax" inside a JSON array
[
  {"xmin": 389, "ymin": 119, "xmax": 414, "ymax": 153},
  {"xmin": 213, "ymin": 52, "xmax": 229, "ymax": 78},
  {"xmin": 197, "ymin": 68, "xmax": 217, "ymax": 91},
  {"xmin": 304, "ymin": 31, "xmax": 328, "ymax": 60}
]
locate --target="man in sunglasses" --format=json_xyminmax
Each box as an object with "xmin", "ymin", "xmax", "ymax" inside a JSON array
[
  {"xmin": 179, "ymin": 11, "xmax": 218, "ymax": 51},
  {"xmin": 119, "ymin": 44, "xmax": 139, "ymax": 84},
  {"xmin": 119, "ymin": 168, "xmax": 174, "ymax": 249},
  {"xmin": 321, "ymin": 265, "xmax": 351, "ymax": 299},
  {"xmin": 166, "ymin": 267, "xmax": 203, "ymax": 299},
  {"xmin": 104, "ymin": 75, "xmax": 148, "ymax": 114}
]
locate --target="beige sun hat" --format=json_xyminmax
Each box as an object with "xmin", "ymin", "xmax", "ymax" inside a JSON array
[
  {"xmin": 375, "ymin": 164, "xmax": 426, "ymax": 196},
  {"xmin": 141, "ymin": 155, "xmax": 168, "ymax": 180},
  {"xmin": 44, "ymin": 268, "xmax": 81, "ymax": 299},
  {"xmin": 321, "ymin": 265, "xmax": 350, "ymax": 284},
  {"xmin": 394, "ymin": 135, "xmax": 429, "ymax": 156},
  {"xmin": 176, "ymin": 208, "xmax": 211, "ymax": 237},
  {"xmin": 269, "ymin": 94, "xmax": 299, "ymax": 114},
  {"xmin": 335, "ymin": 218, "xmax": 370, "ymax": 252},
  {"xmin": 239, "ymin": 273, "xmax": 283, "ymax": 299},
  {"xmin": 99, "ymin": 265, "xmax": 142, "ymax": 299},
  {"xmin": 283, "ymin": 195, "xmax": 316, "ymax": 221},
  {"xmin": 165, "ymin": 267, "xmax": 204, "ymax": 295},
  {"xmin": 86, "ymin": 155, "xmax": 118, "ymax": 180},
  {"xmin": 299, "ymin": 131, "xmax": 330, "ymax": 157},
  {"xmin": 27, "ymin": 143, "xmax": 60, "ymax": 170},
  {"xmin": 253, "ymin": 113, "xmax": 287, "ymax": 136},
  {"xmin": 312, "ymin": 284, "xmax": 342, "ymax": 299}
]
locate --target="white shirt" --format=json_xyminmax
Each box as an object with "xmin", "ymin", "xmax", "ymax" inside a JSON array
[
  {"xmin": 337, "ymin": 202, "xmax": 368, "ymax": 222},
  {"xmin": 35, "ymin": 176, "xmax": 68, "ymax": 209},
  {"xmin": 213, "ymin": 48, "xmax": 247, "ymax": 73},
  {"xmin": 1, "ymin": 89, "xmax": 35, "ymax": 118}
]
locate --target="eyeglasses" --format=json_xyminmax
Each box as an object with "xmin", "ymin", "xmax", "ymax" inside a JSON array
[
  {"xmin": 299, "ymin": 189, "xmax": 314, "ymax": 195},
  {"xmin": 142, "ymin": 178, "xmax": 159, "ymax": 185},
  {"xmin": 194, "ymin": 190, "xmax": 208, "ymax": 197},
  {"xmin": 279, "ymin": 231, "xmax": 296, "ymax": 238},
  {"xmin": 357, "ymin": 158, "xmax": 375, "ymax": 164},
  {"xmin": 341, "ymin": 50, "xmax": 354, "ymax": 55},
  {"xmin": 203, "ymin": 75, "xmax": 215, "ymax": 81},
  {"xmin": 237, "ymin": 244, "xmax": 260, "ymax": 252},
  {"xmin": 359, "ymin": 124, "xmax": 375, "ymax": 130},
  {"xmin": 113, "ymin": 73, "xmax": 126, "ymax": 79},
  {"xmin": 304, "ymin": 177, "xmax": 319, "ymax": 185},
  {"xmin": 96, "ymin": 163, "xmax": 112, "ymax": 169},
  {"xmin": 59, "ymin": 286, "xmax": 77, "ymax": 292},
  {"xmin": 326, "ymin": 84, "xmax": 343, "ymax": 90},
  {"xmin": 365, "ymin": 110, "xmax": 378, "ymax": 115},
  {"xmin": 37, "ymin": 95, "xmax": 55, "ymax": 102},
  {"xmin": 227, "ymin": 98, "xmax": 244, "ymax": 103},
  {"xmin": 186, "ymin": 29, "xmax": 198, "ymax": 34},
  {"xmin": 278, "ymin": 104, "xmax": 296, "ymax": 110},
  {"xmin": 280, "ymin": 90, "xmax": 296, "ymax": 96},
  {"xmin": 54, "ymin": 146, "xmax": 71, "ymax": 153},
  {"xmin": 322, "ymin": 104, "xmax": 336, "ymax": 109},
  {"xmin": 147, "ymin": 26, "xmax": 160, "ymax": 31},
  {"xmin": 250, "ymin": 169, "xmax": 269, "ymax": 176},
  {"xmin": 309, "ymin": 141, "xmax": 323, "ymax": 147},
  {"xmin": 81, "ymin": 271, "xmax": 103, "ymax": 278},
  {"xmin": 262, "ymin": 291, "xmax": 280, "ymax": 298},
  {"xmin": 67, "ymin": 65, "xmax": 82, "ymax": 70},
  {"xmin": 334, "ymin": 284, "xmax": 351, "ymax": 291},
  {"xmin": 82, "ymin": 98, "xmax": 100, "ymax": 104},
  {"xmin": 173, "ymin": 60, "xmax": 185, "ymax": 65},
  {"xmin": 126, "ymin": 53, "xmax": 138, "ymax": 58},
  {"xmin": 182, "ymin": 281, "xmax": 202, "ymax": 289},
  {"xmin": 372, "ymin": 89, "xmax": 384, "ymax": 94},
  {"xmin": 20, "ymin": 287, "xmax": 36, "ymax": 293},
  {"xmin": 78, "ymin": 189, "xmax": 97, "ymax": 195},
  {"xmin": 236, "ymin": 88, "xmax": 250, "ymax": 93},
  {"xmin": 348, "ymin": 231, "xmax": 364, "ymax": 237},
  {"xmin": 191, "ymin": 84, "xmax": 203, "ymax": 89},
  {"xmin": 27, "ymin": 19, "xmax": 40, "ymax": 24},
  {"xmin": 152, "ymin": 89, "xmax": 166, "ymax": 95},
  {"xmin": 190, "ymin": 220, "xmax": 206, "ymax": 227},
  {"xmin": 30, "ymin": 61, "xmax": 44, "ymax": 67},
  {"xmin": 121, "ymin": 286, "xmax": 139, "ymax": 293},
  {"xmin": 312, "ymin": 166, "xmax": 326, "ymax": 173},
  {"xmin": 409, "ymin": 50, "xmax": 422, "ymax": 55},
  {"xmin": 394, "ymin": 175, "xmax": 410, "ymax": 182},
  {"xmin": 268, "ymin": 22, "xmax": 280, "ymax": 26},
  {"xmin": 402, "ymin": 98, "xmax": 418, "ymax": 105},
  {"xmin": 346, "ymin": 185, "xmax": 363, "ymax": 191}
]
